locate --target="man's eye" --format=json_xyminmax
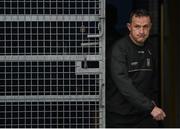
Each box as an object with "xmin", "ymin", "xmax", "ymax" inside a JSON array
[
  {"xmin": 144, "ymin": 25, "xmax": 149, "ymax": 29},
  {"xmin": 135, "ymin": 26, "xmax": 140, "ymax": 29}
]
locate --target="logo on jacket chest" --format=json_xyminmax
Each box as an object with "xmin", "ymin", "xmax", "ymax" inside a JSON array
[
  {"xmin": 128, "ymin": 48, "xmax": 153, "ymax": 72},
  {"xmin": 130, "ymin": 58, "xmax": 151, "ymax": 67},
  {"xmin": 131, "ymin": 61, "xmax": 139, "ymax": 66},
  {"xmin": 146, "ymin": 58, "xmax": 151, "ymax": 67}
]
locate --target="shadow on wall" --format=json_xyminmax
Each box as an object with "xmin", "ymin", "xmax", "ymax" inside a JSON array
[{"xmin": 106, "ymin": 0, "xmax": 132, "ymax": 35}]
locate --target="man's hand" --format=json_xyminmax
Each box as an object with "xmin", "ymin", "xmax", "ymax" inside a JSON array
[{"xmin": 151, "ymin": 106, "xmax": 166, "ymax": 121}]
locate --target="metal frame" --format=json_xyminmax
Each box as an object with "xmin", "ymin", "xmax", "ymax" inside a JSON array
[{"xmin": 0, "ymin": 0, "xmax": 105, "ymax": 128}]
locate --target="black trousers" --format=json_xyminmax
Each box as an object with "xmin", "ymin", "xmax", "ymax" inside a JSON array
[{"xmin": 106, "ymin": 111, "xmax": 159, "ymax": 128}]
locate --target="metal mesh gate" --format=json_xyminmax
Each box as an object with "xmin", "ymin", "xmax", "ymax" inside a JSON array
[{"xmin": 0, "ymin": 0, "xmax": 105, "ymax": 128}]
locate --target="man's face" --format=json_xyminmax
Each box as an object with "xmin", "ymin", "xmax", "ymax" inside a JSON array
[{"xmin": 127, "ymin": 15, "xmax": 152, "ymax": 45}]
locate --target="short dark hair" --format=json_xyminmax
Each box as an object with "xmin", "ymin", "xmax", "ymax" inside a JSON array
[{"xmin": 129, "ymin": 9, "xmax": 152, "ymax": 23}]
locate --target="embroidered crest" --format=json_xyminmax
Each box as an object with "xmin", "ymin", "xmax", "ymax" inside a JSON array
[{"xmin": 147, "ymin": 58, "xmax": 150, "ymax": 67}]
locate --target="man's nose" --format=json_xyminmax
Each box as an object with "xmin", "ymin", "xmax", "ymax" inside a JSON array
[{"xmin": 139, "ymin": 27, "xmax": 144, "ymax": 34}]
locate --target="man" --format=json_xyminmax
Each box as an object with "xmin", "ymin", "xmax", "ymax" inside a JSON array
[{"xmin": 106, "ymin": 9, "xmax": 166, "ymax": 127}]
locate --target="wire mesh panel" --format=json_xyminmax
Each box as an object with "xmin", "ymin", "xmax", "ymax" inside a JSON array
[
  {"xmin": 0, "ymin": 21, "xmax": 100, "ymax": 55},
  {"xmin": 0, "ymin": 0, "xmax": 100, "ymax": 15},
  {"xmin": 0, "ymin": 0, "xmax": 105, "ymax": 128},
  {"xmin": 0, "ymin": 101, "xmax": 100, "ymax": 128},
  {"xmin": 0, "ymin": 61, "xmax": 100, "ymax": 96}
]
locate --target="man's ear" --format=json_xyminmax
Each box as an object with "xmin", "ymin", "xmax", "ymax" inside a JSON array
[
  {"xmin": 150, "ymin": 23, "xmax": 152, "ymax": 30},
  {"xmin": 127, "ymin": 23, "xmax": 131, "ymax": 31}
]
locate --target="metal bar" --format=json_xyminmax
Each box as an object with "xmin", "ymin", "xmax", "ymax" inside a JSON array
[
  {"xmin": 0, "ymin": 95, "xmax": 99, "ymax": 102},
  {"xmin": 0, "ymin": 55, "xmax": 102, "ymax": 61},
  {"xmin": 0, "ymin": 15, "xmax": 99, "ymax": 21}
]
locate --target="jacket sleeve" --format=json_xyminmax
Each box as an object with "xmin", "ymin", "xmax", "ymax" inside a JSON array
[
  {"xmin": 151, "ymin": 42, "xmax": 160, "ymax": 104},
  {"xmin": 110, "ymin": 45, "xmax": 154, "ymax": 112}
]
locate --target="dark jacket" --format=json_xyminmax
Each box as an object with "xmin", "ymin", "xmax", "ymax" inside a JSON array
[{"xmin": 106, "ymin": 36, "xmax": 159, "ymax": 122}]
